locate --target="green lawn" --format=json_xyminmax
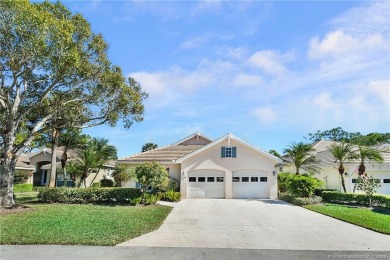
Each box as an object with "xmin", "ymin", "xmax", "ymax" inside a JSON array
[
  {"xmin": 14, "ymin": 192, "xmax": 40, "ymax": 204},
  {"xmin": 304, "ymin": 203, "xmax": 390, "ymax": 234},
  {"xmin": 1, "ymin": 193, "xmax": 172, "ymax": 245}
]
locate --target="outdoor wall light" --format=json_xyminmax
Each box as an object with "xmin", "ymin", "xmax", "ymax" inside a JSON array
[{"xmin": 272, "ymin": 171, "xmax": 276, "ymax": 176}]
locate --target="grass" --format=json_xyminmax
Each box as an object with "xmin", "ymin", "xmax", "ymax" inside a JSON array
[
  {"xmin": 304, "ymin": 203, "xmax": 390, "ymax": 234},
  {"xmin": 14, "ymin": 192, "xmax": 39, "ymax": 204},
  {"xmin": 1, "ymin": 192, "xmax": 172, "ymax": 245}
]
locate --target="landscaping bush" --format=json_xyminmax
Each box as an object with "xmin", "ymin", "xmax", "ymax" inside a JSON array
[
  {"xmin": 161, "ymin": 190, "xmax": 181, "ymax": 202},
  {"xmin": 13, "ymin": 184, "xmax": 33, "ymax": 193},
  {"xmin": 167, "ymin": 177, "xmax": 180, "ymax": 192},
  {"xmin": 314, "ymin": 188, "xmax": 337, "ymax": 196},
  {"xmin": 91, "ymin": 182, "xmax": 101, "ymax": 188},
  {"xmin": 33, "ymin": 186, "xmax": 46, "ymax": 192},
  {"xmin": 277, "ymin": 172, "xmax": 294, "ymax": 193},
  {"xmin": 279, "ymin": 192, "xmax": 322, "ymax": 206},
  {"xmin": 143, "ymin": 193, "xmax": 162, "ymax": 205},
  {"xmin": 100, "ymin": 179, "xmax": 114, "ymax": 187},
  {"xmin": 322, "ymin": 191, "xmax": 390, "ymax": 208},
  {"xmin": 129, "ymin": 197, "xmax": 142, "ymax": 206},
  {"xmin": 288, "ymin": 175, "xmax": 323, "ymax": 197},
  {"xmin": 13, "ymin": 171, "xmax": 33, "ymax": 184},
  {"xmin": 38, "ymin": 188, "xmax": 141, "ymax": 204}
]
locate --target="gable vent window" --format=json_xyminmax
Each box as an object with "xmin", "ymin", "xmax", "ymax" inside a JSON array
[{"xmin": 221, "ymin": 147, "xmax": 237, "ymax": 158}]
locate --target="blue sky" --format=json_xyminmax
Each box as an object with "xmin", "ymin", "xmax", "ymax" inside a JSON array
[{"xmin": 64, "ymin": 1, "xmax": 390, "ymax": 158}]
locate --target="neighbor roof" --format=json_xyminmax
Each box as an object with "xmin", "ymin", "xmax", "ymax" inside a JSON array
[
  {"xmin": 176, "ymin": 133, "xmax": 283, "ymax": 163},
  {"xmin": 119, "ymin": 132, "xmax": 212, "ymax": 163}
]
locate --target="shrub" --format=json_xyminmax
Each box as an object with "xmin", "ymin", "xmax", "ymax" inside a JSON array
[
  {"xmin": 277, "ymin": 172, "xmax": 294, "ymax": 193},
  {"xmin": 279, "ymin": 192, "xmax": 322, "ymax": 206},
  {"xmin": 322, "ymin": 191, "xmax": 390, "ymax": 208},
  {"xmin": 33, "ymin": 186, "xmax": 46, "ymax": 193},
  {"xmin": 38, "ymin": 188, "xmax": 141, "ymax": 204},
  {"xmin": 288, "ymin": 175, "xmax": 323, "ymax": 197},
  {"xmin": 112, "ymin": 164, "xmax": 133, "ymax": 187},
  {"xmin": 314, "ymin": 188, "xmax": 337, "ymax": 196},
  {"xmin": 143, "ymin": 193, "xmax": 162, "ymax": 205},
  {"xmin": 13, "ymin": 184, "xmax": 33, "ymax": 193},
  {"xmin": 91, "ymin": 182, "xmax": 101, "ymax": 188},
  {"xmin": 13, "ymin": 171, "xmax": 33, "ymax": 184},
  {"xmin": 100, "ymin": 179, "xmax": 114, "ymax": 187},
  {"xmin": 129, "ymin": 197, "xmax": 142, "ymax": 206},
  {"xmin": 278, "ymin": 192, "xmax": 296, "ymax": 203},
  {"xmin": 167, "ymin": 177, "xmax": 180, "ymax": 192},
  {"xmin": 161, "ymin": 190, "xmax": 181, "ymax": 202},
  {"xmin": 293, "ymin": 196, "xmax": 322, "ymax": 206}
]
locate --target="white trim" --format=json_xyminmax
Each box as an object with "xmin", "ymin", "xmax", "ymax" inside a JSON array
[
  {"xmin": 15, "ymin": 167, "xmax": 35, "ymax": 170},
  {"xmin": 170, "ymin": 132, "xmax": 213, "ymax": 146},
  {"xmin": 176, "ymin": 133, "xmax": 282, "ymax": 163}
]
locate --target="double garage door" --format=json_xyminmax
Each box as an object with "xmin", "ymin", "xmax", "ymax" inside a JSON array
[{"xmin": 187, "ymin": 170, "xmax": 270, "ymax": 199}]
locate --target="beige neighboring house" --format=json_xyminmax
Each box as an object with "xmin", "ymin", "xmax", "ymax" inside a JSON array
[
  {"xmin": 14, "ymin": 147, "xmax": 115, "ymax": 187},
  {"xmin": 118, "ymin": 132, "xmax": 282, "ymax": 199},
  {"xmin": 282, "ymin": 140, "xmax": 390, "ymax": 195}
]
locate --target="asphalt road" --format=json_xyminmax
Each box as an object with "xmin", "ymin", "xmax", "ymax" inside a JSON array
[{"xmin": 1, "ymin": 245, "xmax": 390, "ymax": 260}]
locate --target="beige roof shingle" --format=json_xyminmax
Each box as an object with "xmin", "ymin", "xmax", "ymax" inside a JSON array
[{"xmin": 120, "ymin": 144, "xmax": 204, "ymax": 162}]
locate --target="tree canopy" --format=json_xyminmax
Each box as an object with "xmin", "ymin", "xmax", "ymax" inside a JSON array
[
  {"xmin": 306, "ymin": 127, "xmax": 389, "ymax": 146},
  {"xmin": 284, "ymin": 142, "xmax": 320, "ymax": 175},
  {"xmin": 142, "ymin": 143, "xmax": 158, "ymax": 152},
  {"xmin": 0, "ymin": 0, "xmax": 147, "ymax": 207}
]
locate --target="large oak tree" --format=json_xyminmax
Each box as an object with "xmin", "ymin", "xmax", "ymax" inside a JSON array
[{"xmin": 0, "ymin": 0, "xmax": 147, "ymax": 207}]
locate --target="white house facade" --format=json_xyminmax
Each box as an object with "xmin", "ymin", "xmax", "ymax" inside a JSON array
[
  {"xmin": 118, "ymin": 132, "xmax": 282, "ymax": 199},
  {"xmin": 283, "ymin": 140, "xmax": 390, "ymax": 195}
]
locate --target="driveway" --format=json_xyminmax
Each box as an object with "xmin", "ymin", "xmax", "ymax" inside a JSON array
[{"xmin": 118, "ymin": 199, "xmax": 390, "ymax": 250}]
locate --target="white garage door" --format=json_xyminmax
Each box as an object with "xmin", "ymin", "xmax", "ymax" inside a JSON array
[
  {"xmin": 232, "ymin": 170, "xmax": 270, "ymax": 199},
  {"xmin": 188, "ymin": 170, "xmax": 225, "ymax": 199}
]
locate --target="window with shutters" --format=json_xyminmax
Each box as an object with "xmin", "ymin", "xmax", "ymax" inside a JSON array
[{"xmin": 221, "ymin": 147, "xmax": 237, "ymax": 158}]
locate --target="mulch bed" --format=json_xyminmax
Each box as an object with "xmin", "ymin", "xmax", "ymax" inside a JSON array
[{"xmin": 0, "ymin": 205, "xmax": 35, "ymax": 215}]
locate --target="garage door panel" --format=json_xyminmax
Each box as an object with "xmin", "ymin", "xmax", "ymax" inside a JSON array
[
  {"xmin": 232, "ymin": 171, "xmax": 270, "ymax": 199},
  {"xmin": 188, "ymin": 170, "xmax": 225, "ymax": 199}
]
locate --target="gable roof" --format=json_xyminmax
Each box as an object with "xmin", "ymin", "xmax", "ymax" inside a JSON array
[
  {"xmin": 119, "ymin": 132, "xmax": 211, "ymax": 163},
  {"xmin": 176, "ymin": 133, "xmax": 282, "ymax": 163}
]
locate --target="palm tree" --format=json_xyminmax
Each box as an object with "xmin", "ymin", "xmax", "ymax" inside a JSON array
[
  {"xmin": 284, "ymin": 142, "xmax": 320, "ymax": 175},
  {"xmin": 74, "ymin": 137, "xmax": 117, "ymax": 188},
  {"xmin": 353, "ymin": 145, "xmax": 384, "ymax": 192},
  {"xmin": 328, "ymin": 142, "xmax": 355, "ymax": 193},
  {"xmin": 58, "ymin": 129, "xmax": 87, "ymax": 187},
  {"xmin": 142, "ymin": 143, "xmax": 158, "ymax": 152}
]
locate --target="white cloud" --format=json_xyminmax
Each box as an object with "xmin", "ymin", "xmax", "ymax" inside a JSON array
[
  {"xmin": 248, "ymin": 50, "xmax": 292, "ymax": 77},
  {"xmin": 308, "ymin": 30, "xmax": 384, "ymax": 60},
  {"xmin": 368, "ymin": 80, "xmax": 390, "ymax": 106},
  {"xmin": 252, "ymin": 107, "xmax": 278, "ymax": 124},
  {"xmin": 232, "ymin": 73, "xmax": 263, "ymax": 87}
]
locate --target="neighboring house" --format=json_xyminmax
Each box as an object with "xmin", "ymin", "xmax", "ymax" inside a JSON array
[
  {"xmin": 282, "ymin": 140, "xmax": 390, "ymax": 195},
  {"xmin": 118, "ymin": 132, "xmax": 282, "ymax": 199},
  {"xmin": 13, "ymin": 147, "xmax": 114, "ymax": 187}
]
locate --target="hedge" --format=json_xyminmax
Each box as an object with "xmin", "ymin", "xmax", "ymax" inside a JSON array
[
  {"xmin": 322, "ymin": 191, "xmax": 390, "ymax": 208},
  {"xmin": 279, "ymin": 192, "xmax": 322, "ymax": 206},
  {"xmin": 38, "ymin": 188, "xmax": 141, "ymax": 204},
  {"xmin": 14, "ymin": 184, "xmax": 33, "ymax": 193}
]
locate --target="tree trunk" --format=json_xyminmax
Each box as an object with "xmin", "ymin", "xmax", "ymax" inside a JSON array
[
  {"xmin": 353, "ymin": 163, "xmax": 365, "ymax": 193},
  {"xmin": 49, "ymin": 129, "xmax": 59, "ymax": 187},
  {"xmin": 338, "ymin": 164, "xmax": 347, "ymax": 193},
  {"xmin": 0, "ymin": 131, "xmax": 17, "ymax": 208},
  {"xmin": 48, "ymin": 145, "xmax": 57, "ymax": 187}
]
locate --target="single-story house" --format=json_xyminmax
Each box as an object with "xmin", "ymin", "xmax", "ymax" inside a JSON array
[
  {"xmin": 118, "ymin": 132, "xmax": 282, "ymax": 199},
  {"xmin": 282, "ymin": 140, "xmax": 390, "ymax": 195},
  {"xmin": 13, "ymin": 147, "xmax": 114, "ymax": 187}
]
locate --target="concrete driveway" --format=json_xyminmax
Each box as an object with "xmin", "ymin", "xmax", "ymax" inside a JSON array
[{"xmin": 118, "ymin": 199, "xmax": 390, "ymax": 250}]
